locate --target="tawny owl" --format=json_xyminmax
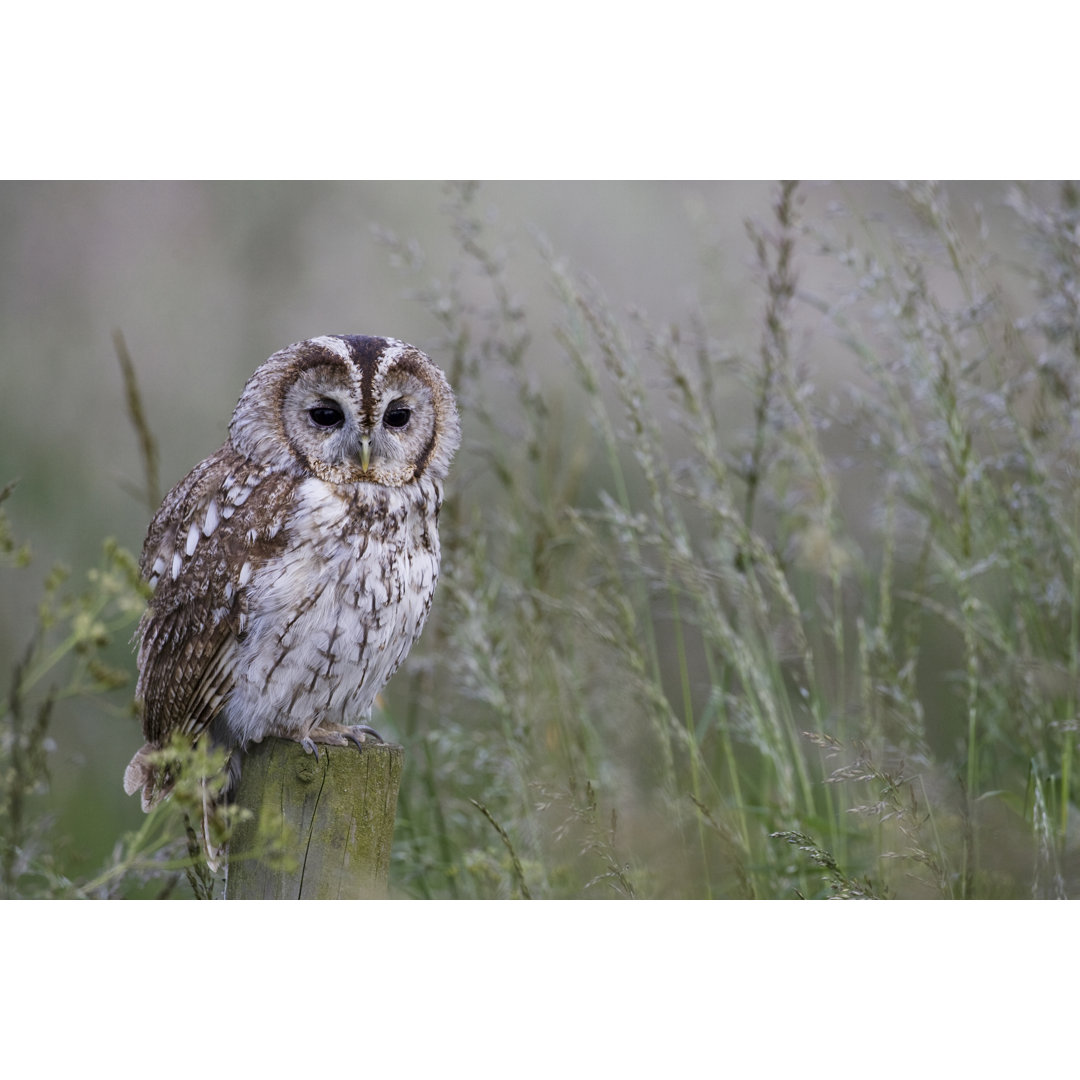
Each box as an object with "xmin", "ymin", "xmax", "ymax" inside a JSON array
[{"xmin": 123, "ymin": 334, "xmax": 460, "ymax": 846}]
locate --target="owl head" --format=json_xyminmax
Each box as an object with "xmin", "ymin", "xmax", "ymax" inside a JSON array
[{"xmin": 228, "ymin": 335, "xmax": 461, "ymax": 487}]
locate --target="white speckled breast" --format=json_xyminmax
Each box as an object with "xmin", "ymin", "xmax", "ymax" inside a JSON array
[{"xmin": 222, "ymin": 474, "xmax": 442, "ymax": 746}]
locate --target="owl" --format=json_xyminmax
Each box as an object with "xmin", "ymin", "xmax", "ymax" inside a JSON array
[{"xmin": 123, "ymin": 334, "xmax": 460, "ymax": 856}]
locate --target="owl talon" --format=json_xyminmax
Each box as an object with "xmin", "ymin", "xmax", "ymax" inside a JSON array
[
  {"xmin": 300, "ymin": 737, "xmax": 320, "ymax": 760},
  {"xmin": 345, "ymin": 724, "xmax": 384, "ymax": 749}
]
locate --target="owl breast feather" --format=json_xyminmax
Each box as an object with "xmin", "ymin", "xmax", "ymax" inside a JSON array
[{"xmin": 219, "ymin": 473, "xmax": 443, "ymax": 748}]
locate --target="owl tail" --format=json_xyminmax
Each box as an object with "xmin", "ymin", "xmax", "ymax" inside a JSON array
[
  {"xmin": 197, "ymin": 754, "xmax": 243, "ymax": 873},
  {"xmin": 197, "ymin": 789, "xmax": 226, "ymax": 874}
]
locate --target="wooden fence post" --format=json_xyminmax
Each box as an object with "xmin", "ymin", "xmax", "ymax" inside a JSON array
[{"xmin": 224, "ymin": 738, "xmax": 403, "ymax": 899}]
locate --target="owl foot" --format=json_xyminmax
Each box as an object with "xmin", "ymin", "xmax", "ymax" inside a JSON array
[{"xmin": 299, "ymin": 723, "xmax": 382, "ymax": 757}]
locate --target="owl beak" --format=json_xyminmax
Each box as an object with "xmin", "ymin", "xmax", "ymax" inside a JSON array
[{"xmin": 359, "ymin": 436, "xmax": 372, "ymax": 473}]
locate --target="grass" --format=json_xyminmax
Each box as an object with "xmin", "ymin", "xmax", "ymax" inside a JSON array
[{"xmin": 3, "ymin": 180, "xmax": 1079, "ymax": 898}]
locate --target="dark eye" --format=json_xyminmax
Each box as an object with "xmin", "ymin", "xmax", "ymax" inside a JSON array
[
  {"xmin": 384, "ymin": 402, "xmax": 411, "ymax": 429},
  {"xmin": 309, "ymin": 405, "xmax": 344, "ymax": 428}
]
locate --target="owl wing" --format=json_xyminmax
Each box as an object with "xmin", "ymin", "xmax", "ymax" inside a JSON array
[{"xmin": 135, "ymin": 445, "xmax": 293, "ymax": 747}]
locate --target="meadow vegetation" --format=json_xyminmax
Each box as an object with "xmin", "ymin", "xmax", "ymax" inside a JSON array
[{"xmin": 3, "ymin": 180, "xmax": 1079, "ymax": 898}]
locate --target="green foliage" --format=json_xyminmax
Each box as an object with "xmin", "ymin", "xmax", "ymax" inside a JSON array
[
  {"xmin": 1, "ymin": 498, "xmax": 251, "ymax": 898},
  {"xmin": 0, "ymin": 518, "xmax": 256, "ymax": 898},
  {"xmin": 0, "ymin": 517, "xmax": 154, "ymax": 896},
  {"xmin": 381, "ymin": 180, "xmax": 1080, "ymax": 899}
]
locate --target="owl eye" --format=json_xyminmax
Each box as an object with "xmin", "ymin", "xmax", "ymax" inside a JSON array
[
  {"xmin": 384, "ymin": 402, "xmax": 411, "ymax": 429},
  {"xmin": 309, "ymin": 405, "xmax": 344, "ymax": 428}
]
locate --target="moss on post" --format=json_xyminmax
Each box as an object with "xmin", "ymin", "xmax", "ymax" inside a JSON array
[{"xmin": 225, "ymin": 738, "xmax": 403, "ymax": 899}]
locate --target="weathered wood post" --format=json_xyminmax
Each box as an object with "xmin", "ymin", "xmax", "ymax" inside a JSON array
[{"xmin": 224, "ymin": 738, "xmax": 403, "ymax": 899}]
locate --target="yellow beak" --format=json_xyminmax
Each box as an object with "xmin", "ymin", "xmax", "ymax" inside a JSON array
[{"xmin": 359, "ymin": 437, "xmax": 371, "ymax": 473}]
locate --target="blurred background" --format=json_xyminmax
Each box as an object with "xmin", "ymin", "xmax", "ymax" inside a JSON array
[{"xmin": 1, "ymin": 181, "xmax": 1063, "ymax": 896}]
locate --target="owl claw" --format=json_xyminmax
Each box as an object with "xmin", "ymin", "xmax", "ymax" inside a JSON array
[
  {"xmin": 300, "ymin": 725, "xmax": 377, "ymax": 753},
  {"xmin": 345, "ymin": 724, "xmax": 384, "ymax": 749}
]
